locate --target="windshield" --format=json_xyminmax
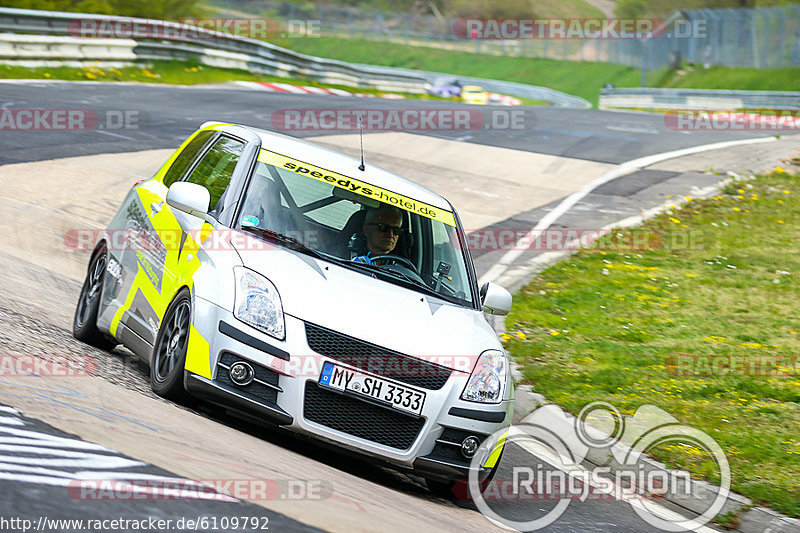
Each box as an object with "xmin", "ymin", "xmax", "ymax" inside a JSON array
[{"xmin": 236, "ymin": 149, "xmax": 475, "ymax": 307}]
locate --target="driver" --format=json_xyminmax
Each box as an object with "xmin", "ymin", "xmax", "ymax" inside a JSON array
[{"xmin": 354, "ymin": 205, "xmax": 404, "ymax": 264}]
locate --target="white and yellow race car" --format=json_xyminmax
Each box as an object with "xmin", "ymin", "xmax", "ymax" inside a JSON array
[{"xmin": 73, "ymin": 122, "xmax": 513, "ymax": 495}]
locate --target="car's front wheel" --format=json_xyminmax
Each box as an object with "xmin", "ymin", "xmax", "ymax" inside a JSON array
[
  {"xmin": 73, "ymin": 248, "xmax": 117, "ymax": 350},
  {"xmin": 150, "ymin": 289, "xmax": 192, "ymax": 401}
]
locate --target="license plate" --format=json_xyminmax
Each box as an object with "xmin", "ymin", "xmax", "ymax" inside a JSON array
[{"xmin": 318, "ymin": 361, "xmax": 425, "ymax": 416}]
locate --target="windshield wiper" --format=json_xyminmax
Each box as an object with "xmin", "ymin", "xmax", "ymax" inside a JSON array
[{"xmin": 240, "ymin": 226, "xmax": 331, "ymax": 262}]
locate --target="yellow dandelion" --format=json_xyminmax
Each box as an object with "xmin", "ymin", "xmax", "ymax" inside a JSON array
[
  {"xmin": 43, "ymin": 73, "xmax": 51, "ymax": 78},
  {"xmin": 783, "ymin": 190, "xmax": 791, "ymax": 194},
  {"xmin": 669, "ymin": 217, "xmax": 680, "ymax": 224},
  {"xmin": 550, "ymin": 331, "xmax": 560, "ymax": 336},
  {"xmin": 778, "ymin": 220, "xmax": 785, "ymax": 224},
  {"xmin": 516, "ymin": 331, "xmax": 526, "ymax": 340},
  {"xmin": 685, "ymin": 196, "xmax": 692, "ymax": 201},
  {"xmin": 737, "ymin": 189, "xmax": 745, "ymax": 194},
  {"xmin": 733, "ymin": 207, "xmax": 741, "ymax": 211}
]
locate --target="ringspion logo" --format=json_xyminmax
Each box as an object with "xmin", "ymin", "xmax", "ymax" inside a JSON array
[{"xmin": 469, "ymin": 403, "xmax": 730, "ymax": 531}]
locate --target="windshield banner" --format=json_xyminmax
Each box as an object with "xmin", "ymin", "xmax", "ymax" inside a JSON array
[{"xmin": 258, "ymin": 149, "xmax": 456, "ymax": 226}]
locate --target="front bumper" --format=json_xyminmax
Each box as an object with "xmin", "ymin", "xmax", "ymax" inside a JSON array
[{"xmin": 188, "ymin": 296, "xmax": 513, "ymax": 480}]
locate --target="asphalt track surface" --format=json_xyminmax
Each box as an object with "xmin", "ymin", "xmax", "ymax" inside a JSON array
[
  {"xmin": 0, "ymin": 80, "xmax": 788, "ymax": 532},
  {"xmin": 0, "ymin": 80, "xmax": 775, "ymax": 166}
]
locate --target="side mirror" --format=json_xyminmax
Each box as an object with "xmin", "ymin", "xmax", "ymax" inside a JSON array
[
  {"xmin": 166, "ymin": 182, "xmax": 210, "ymax": 218},
  {"xmin": 480, "ymin": 282, "xmax": 512, "ymax": 315}
]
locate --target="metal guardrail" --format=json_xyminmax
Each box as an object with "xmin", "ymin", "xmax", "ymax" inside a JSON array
[
  {"xmin": 599, "ymin": 87, "xmax": 800, "ymax": 110},
  {"xmin": 0, "ymin": 7, "xmax": 591, "ymax": 108}
]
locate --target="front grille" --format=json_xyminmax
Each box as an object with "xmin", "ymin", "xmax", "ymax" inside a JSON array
[
  {"xmin": 305, "ymin": 322, "xmax": 452, "ymax": 390},
  {"xmin": 216, "ymin": 352, "xmax": 280, "ymax": 405},
  {"xmin": 304, "ymin": 382, "xmax": 425, "ymax": 450}
]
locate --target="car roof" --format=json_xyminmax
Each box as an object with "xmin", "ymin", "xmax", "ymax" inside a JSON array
[{"xmin": 219, "ymin": 123, "xmax": 454, "ymax": 212}]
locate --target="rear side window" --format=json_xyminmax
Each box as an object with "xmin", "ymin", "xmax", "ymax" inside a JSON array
[
  {"xmin": 185, "ymin": 135, "xmax": 245, "ymax": 211},
  {"xmin": 163, "ymin": 130, "xmax": 215, "ymax": 187}
]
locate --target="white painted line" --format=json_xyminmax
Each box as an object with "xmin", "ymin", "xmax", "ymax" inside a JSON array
[
  {"xmin": 479, "ymin": 135, "xmax": 777, "ymax": 286},
  {"xmin": 494, "ymin": 179, "xmax": 738, "ymax": 289}
]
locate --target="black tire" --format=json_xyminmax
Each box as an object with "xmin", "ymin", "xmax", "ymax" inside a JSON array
[
  {"xmin": 150, "ymin": 289, "xmax": 192, "ymax": 402},
  {"xmin": 73, "ymin": 248, "xmax": 117, "ymax": 350}
]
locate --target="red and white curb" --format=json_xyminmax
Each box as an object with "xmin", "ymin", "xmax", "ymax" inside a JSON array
[
  {"xmin": 234, "ymin": 81, "xmax": 403, "ymax": 99},
  {"xmin": 235, "ymin": 81, "xmax": 522, "ymax": 105},
  {"xmin": 489, "ymin": 93, "xmax": 523, "ymax": 106}
]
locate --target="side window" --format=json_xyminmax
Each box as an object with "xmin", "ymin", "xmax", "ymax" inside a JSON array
[
  {"xmin": 162, "ymin": 130, "xmax": 215, "ymax": 188},
  {"xmin": 185, "ymin": 135, "xmax": 245, "ymax": 212}
]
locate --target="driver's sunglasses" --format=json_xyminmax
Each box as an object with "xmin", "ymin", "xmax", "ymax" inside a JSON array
[{"xmin": 367, "ymin": 222, "xmax": 404, "ymax": 236}]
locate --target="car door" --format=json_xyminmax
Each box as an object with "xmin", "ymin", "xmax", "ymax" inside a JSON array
[
  {"xmin": 150, "ymin": 134, "xmax": 249, "ymax": 343},
  {"xmin": 98, "ymin": 129, "xmax": 217, "ymax": 352}
]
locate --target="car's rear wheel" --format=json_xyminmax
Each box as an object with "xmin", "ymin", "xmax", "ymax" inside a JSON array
[
  {"xmin": 150, "ymin": 289, "xmax": 192, "ymax": 402},
  {"xmin": 73, "ymin": 248, "xmax": 117, "ymax": 350}
]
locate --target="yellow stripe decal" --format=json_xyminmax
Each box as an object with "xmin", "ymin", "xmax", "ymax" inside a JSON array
[
  {"xmin": 482, "ymin": 430, "xmax": 508, "ymax": 469},
  {"xmin": 185, "ymin": 323, "xmax": 212, "ymax": 379},
  {"xmin": 258, "ymin": 149, "xmax": 456, "ymax": 227}
]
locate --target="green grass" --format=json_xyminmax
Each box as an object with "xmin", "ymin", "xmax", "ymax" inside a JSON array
[
  {"xmin": 0, "ymin": 60, "xmax": 450, "ymax": 100},
  {"xmin": 277, "ymin": 37, "xmax": 659, "ymax": 106},
  {"xmin": 276, "ymin": 37, "xmax": 800, "ymax": 106},
  {"xmin": 503, "ymin": 168, "xmax": 800, "ymax": 517},
  {"xmin": 0, "ymin": 59, "xmax": 551, "ymax": 105},
  {"xmin": 660, "ymin": 65, "xmax": 800, "ymax": 91},
  {"xmin": 208, "ymin": 0, "xmax": 604, "ymax": 19}
]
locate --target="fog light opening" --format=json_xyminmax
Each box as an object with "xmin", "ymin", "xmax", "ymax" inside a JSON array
[
  {"xmin": 461, "ymin": 436, "xmax": 480, "ymax": 459},
  {"xmin": 229, "ymin": 361, "xmax": 255, "ymax": 386}
]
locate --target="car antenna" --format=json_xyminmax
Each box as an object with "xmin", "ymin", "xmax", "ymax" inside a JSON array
[{"xmin": 358, "ymin": 117, "xmax": 366, "ymax": 171}]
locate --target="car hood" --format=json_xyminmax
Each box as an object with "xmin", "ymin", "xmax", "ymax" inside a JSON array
[{"xmin": 232, "ymin": 236, "xmax": 500, "ymax": 373}]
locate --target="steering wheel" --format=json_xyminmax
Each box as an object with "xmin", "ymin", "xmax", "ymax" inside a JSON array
[{"xmin": 369, "ymin": 254, "xmax": 418, "ymax": 273}]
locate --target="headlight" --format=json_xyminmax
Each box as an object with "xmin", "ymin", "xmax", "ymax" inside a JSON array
[
  {"xmin": 233, "ymin": 267, "xmax": 285, "ymax": 341},
  {"xmin": 461, "ymin": 350, "xmax": 506, "ymax": 404}
]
